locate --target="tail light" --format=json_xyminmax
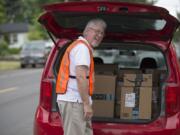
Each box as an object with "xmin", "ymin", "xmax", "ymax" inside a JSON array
[
  {"xmin": 40, "ymin": 80, "xmax": 52, "ymax": 111},
  {"xmin": 165, "ymin": 84, "xmax": 179, "ymax": 116}
]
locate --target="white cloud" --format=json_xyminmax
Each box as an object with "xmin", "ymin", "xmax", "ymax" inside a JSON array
[{"xmin": 155, "ymin": 0, "xmax": 180, "ymax": 17}]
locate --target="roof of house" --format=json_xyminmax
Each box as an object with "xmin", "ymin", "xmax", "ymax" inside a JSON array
[{"xmin": 0, "ymin": 23, "xmax": 29, "ymax": 34}]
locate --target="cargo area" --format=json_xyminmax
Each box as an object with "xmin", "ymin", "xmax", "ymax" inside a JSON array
[
  {"xmin": 53, "ymin": 41, "xmax": 168, "ymax": 123},
  {"xmin": 91, "ymin": 42, "xmax": 167, "ymax": 122}
]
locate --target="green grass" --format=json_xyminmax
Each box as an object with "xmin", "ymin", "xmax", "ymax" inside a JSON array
[{"xmin": 0, "ymin": 61, "xmax": 20, "ymax": 70}]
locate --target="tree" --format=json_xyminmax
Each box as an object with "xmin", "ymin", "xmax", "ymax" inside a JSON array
[
  {"xmin": 27, "ymin": 0, "xmax": 64, "ymax": 40},
  {"xmin": 28, "ymin": 23, "xmax": 49, "ymax": 40},
  {"xmin": 4, "ymin": 0, "xmax": 24, "ymax": 22},
  {"xmin": 0, "ymin": 0, "xmax": 6, "ymax": 23}
]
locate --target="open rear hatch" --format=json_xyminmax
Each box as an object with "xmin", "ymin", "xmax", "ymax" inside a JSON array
[{"xmin": 39, "ymin": 1, "xmax": 180, "ymax": 50}]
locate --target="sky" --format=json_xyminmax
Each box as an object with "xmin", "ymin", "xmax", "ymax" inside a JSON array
[{"xmin": 155, "ymin": 0, "xmax": 180, "ymax": 18}]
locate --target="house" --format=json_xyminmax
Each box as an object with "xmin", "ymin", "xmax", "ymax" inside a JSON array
[{"xmin": 0, "ymin": 22, "xmax": 29, "ymax": 48}]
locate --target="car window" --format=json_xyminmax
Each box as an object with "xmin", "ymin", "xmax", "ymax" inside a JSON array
[
  {"xmin": 23, "ymin": 42, "xmax": 45, "ymax": 51},
  {"xmin": 93, "ymin": 48, "xmax": 166, "ymax": 69}
]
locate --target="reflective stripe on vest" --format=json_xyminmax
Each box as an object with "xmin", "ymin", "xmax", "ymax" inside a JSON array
[{"xmin": 56, "ymin": 39, "xmax": 94, "ymax": 96}]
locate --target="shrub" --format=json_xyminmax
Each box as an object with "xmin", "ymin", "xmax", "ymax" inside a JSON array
[
  {"xmin": 0, "ymin": 39, "xmax": 9, "ymax": 56},
  {"xmin": 0, "ymin": 39, "xmax": 21, "ymax": 56},
  {"xmin": 8, "ymin": 48, "xmax": 21, "ymax": 54}
]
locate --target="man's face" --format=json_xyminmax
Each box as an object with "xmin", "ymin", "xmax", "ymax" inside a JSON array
[{"xmin": 85, "ymin": 24, "xmax": 105, "ymax": 48}]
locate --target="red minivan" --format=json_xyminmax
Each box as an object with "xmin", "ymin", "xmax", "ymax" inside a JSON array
[{"xmin": 34, "ymin": 1, "xmax": 180, "ymax": 135}]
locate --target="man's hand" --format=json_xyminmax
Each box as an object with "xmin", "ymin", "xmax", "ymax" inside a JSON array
[{"xmin": 83, "ymin": 103, "xmax": 93, "ymax": 121}]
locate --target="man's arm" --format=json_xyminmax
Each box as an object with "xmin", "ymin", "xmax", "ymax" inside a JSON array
[{"xmin": 76, "ymin": 65, "xmax": 93, "ymax": 120}]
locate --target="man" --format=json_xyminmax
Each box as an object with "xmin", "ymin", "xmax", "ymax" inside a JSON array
[{"xmin": 56, "ymin": 18, "xmax": 106, "ymax": 135}]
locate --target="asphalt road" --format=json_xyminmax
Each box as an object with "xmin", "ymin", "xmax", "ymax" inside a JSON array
[{"xmin": 0, "ymin": 68, "xmax": 43, "ymax": 135}]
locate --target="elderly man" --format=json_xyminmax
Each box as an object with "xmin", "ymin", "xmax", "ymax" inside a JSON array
[{"xmin": 56, "ymin": 18, "xmax": 106, "ymax": 135}]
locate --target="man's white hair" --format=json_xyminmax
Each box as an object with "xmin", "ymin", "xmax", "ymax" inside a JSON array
[{"xmin": 85, "ymin": 18, "xmax": 107, "ymax": 30}]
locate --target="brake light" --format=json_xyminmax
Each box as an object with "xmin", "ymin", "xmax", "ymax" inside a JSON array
[
  {"xmin": 165, "ymin": 85, "xmax": 179, "ymax": 116},
  {"xmin": 40, "ymin": 80, "xmax": 52, "ymax": 111}
]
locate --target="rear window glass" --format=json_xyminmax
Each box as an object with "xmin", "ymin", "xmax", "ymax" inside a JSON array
[
  {"xmin": 93, "ymin": 46, "xmax": 166, "ymax": 69},
  {"xmin": 53, "ymin": 12, "xmax": 166, "ymax": 32}
]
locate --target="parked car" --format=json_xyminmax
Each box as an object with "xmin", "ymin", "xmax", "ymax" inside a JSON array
[
  {"xmin": 174, "ymin": 42, "xmax": 180, "ymax": 60},
  {"xmin": 20, "ymin": 40, "xmax": 52, "ymax": 68},
  {"xmin": 34, "ymin": 1, "xmax": 180, "ymax": 135}
]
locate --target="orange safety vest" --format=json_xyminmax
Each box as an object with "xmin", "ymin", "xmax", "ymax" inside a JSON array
[{"xmin": 56, "ymin": 39, "xmax": 94, "ymax": 96}]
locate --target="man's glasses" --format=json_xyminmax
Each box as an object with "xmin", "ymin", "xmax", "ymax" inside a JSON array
[{"xmin": 88, "ymin": 27, "xmax": 105, "ymax": 36}]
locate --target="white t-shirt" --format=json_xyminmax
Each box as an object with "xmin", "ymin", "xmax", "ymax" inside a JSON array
[{"xmin": 57, "ymin": 36, "xmax": 92, "ymax": 104}]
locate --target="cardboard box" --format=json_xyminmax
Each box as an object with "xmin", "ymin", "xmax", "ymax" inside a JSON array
[
  {"xmin": 118, "ymin": 69, "xmax": 142, "ymax": 80},
  {"xmin": 94, "ymin": 64, "xmax": 118, "ymax": 75},
  {"xmin": 120, "ymin": 86, "xmax": 152, "ymax": 119},
  {"xmin": 92, "ymin": 74, "xmax": 117, "ymax": 118},
  {"xmin": 123, "ymin": 74, "xmax": 152, "ymax": 87},
  {"xmin": 118, "ymin": 69, "xmax": 164, "ymax": 87},
  {"xmin": 145, "ymin": 69, "xmax": 167, "ymax": 86}
]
